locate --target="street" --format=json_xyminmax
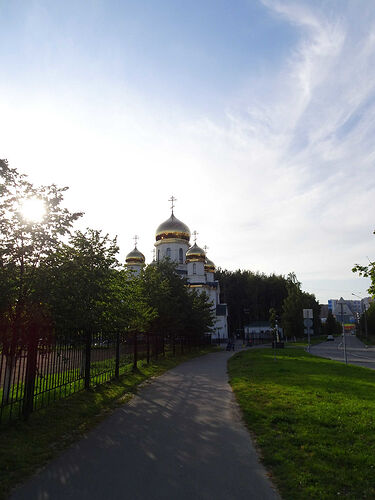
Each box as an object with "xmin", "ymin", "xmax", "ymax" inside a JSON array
[{"xmin": 310, "ymin": 335, "xmax": 375, "ymax": 370}]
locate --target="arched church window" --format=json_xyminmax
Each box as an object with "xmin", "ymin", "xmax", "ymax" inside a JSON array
[
  {"xmin": 179, "ymin": 248, "xmax": 183, "ymax": 263},
  {"xmin": 193, "ymin": 263, "xmax": 196, "ymax": 274},
  {"xmin": 157, "ymin": 249, "xmax": 160, "ymax": 262},
  {"xmin": 166, "ymin": 248, "xmax": 171, "ymax": 259}
]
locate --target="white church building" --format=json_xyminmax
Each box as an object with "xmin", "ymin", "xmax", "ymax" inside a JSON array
[{"xmin": 125, "ymin": 200, "xmax": 228, "ymax": 341}]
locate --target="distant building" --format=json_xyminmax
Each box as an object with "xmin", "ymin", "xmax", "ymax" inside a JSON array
[{"xmin": 328, "ymin": 297, "xmax": 373, "ymax": 324}]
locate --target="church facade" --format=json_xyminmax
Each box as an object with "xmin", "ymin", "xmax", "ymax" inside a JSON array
[{"xmin": 125, "ymin": 202, "xmax": 228, "ymax": 341}]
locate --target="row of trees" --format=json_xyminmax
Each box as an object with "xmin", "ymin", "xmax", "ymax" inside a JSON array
[
  {"xmin": 215, "ymin": 269, "xmax": 321, "ymax": 338},
  {"xmin": 353, "ymin": 230, "xmax": 375, "ymax": 337},
  {"xmin": 0, "ymin": 160, "xmax": 215, "ymax": 352}
]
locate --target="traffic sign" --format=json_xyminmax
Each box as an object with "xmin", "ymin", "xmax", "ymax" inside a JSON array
[
  {"xmin": 304, "ymin": 318, "xmax": 313, "ymax": 328},
  {"xmin": 303, "ymin": 309, "xmax": 313, "ymax": 319}
]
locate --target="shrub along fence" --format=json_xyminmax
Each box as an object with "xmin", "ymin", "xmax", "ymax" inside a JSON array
[{"xmin": 0, "ymin": 331, "xmax": 211, "ymax": 424}]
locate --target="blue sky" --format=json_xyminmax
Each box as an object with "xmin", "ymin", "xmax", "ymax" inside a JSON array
[{"xmin": 0, "ymin": 0, "xmax": 374, "ymax": 303}]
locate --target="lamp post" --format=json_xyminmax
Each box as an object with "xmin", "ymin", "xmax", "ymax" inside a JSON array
[
  {"xmin": 338, "ymin": 298, "xmax": 347, "ymax": 365},
  {"xmin": 352, "ymin": 293, "xmax": 368, "ymax": 339}
]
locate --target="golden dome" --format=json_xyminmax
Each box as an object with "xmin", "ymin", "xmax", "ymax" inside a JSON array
[
  {"xmin": 186, "ymin": 243, "xmax": 206, "ymax": 263},
  {"xmin": 204, "ymin": 257, "xmax": 216, "ymax": 273},
  {"xmin": 125, "ymin": 246, "xmax": 145, "ymax": 265},
  {"xmin": 155, "ymin": 213, "xmax": 190, "ymax": 242}
]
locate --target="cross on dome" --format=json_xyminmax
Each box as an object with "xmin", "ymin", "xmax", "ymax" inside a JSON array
[
  {"xmin": 133, "ymin": 235, "xmax": 139, "ymax": 248},
  {"xmin": 168, "ymin": 195, "xmax": 177, "ymax": 214},
  {"xmin": 203, "ymin": 245, "xmax": 209, "ymax": 253},
  {"xmin": 192, "ymin": 230, "xmax": 199, "ymax": 243}
]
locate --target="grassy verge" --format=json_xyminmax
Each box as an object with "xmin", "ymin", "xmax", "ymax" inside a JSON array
[
  {"xmin": 0, "ymin": 346, "xmax": 216, "ymax": 500},
  {"xmin": 290, "ymin": 335, "xmax": 334, "ymax": 347},
  {"xmin": 228, "ymin": 347, "xmax": 375, "ymax": 499}
]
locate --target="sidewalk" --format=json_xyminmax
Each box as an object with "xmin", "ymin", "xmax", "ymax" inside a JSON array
[{"xmin": 10, "ymin": 350, "xmax": 279, "ymax": 500}]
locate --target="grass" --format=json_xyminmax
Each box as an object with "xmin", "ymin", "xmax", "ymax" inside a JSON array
[
  {"xmin": 291, "ymin": 335, "xmax": 334, "ymax": 347},
  {"xmin": 228, "ymin": 347, "xmax": 375, "ymax": 499},
  {"xmin": 0, "ymin": 354, "xmax": 137, "ymax": 421},
  {"xmin": 0, "ymin": 346, "xmax": 216, "ymax": 500}
]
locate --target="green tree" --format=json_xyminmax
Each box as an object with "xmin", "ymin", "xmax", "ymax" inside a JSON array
[
  {"xmin": 37, "ymin": 229, "xmax": 120, "ymax": 337},
  {"xmin": 215, "ymin": 268, "xmax": 288, "ymax": 336},
  {"xmin": 352, "ymin": 229, "xmax": 375, "ymax": 297},
  {"xmin": 281, "ymin": 273, "xmax": 320, "ymax": 339},
  {"xmin": 323, "ymin": 310, "xmax": 341, "ymax": 336},
  {"xmin": 0, "ymin": 160, "xmax": 82, "ymax": 400}
]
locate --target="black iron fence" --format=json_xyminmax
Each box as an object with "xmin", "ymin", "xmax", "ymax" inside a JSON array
[{"xmin": 0, "ymin": 331, "xmax": 211, "ymax": 424}]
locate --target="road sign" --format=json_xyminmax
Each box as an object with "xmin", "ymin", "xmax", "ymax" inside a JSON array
[
  {"xmin": 304, "ymin": 318, "xmax": 313, "ymax": 328},
  {"xmin": 303, "ymin": 309, "xmax": 313, "ymax": 319}
]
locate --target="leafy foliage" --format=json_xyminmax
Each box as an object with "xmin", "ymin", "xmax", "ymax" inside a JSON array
[
  {"xmin": 215, "ymin": 269, "xmax": 289, "ymax": 335},
  {"xmin": 352, "ymin": 229, "xmax": 375, "ymax": 297},
  {"xmin": 215, "ymin": 269, "xmax": 320, "ymax": 338},
  {"xmin": 323, "ymin": 310, "xmax": 342, "ymax": 336},
  {"xmin": 0, "ymin": 159, "xmax": 82, "ymax": 342}
]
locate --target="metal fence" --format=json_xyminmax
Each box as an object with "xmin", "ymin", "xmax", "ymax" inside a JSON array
[{"xmin": 0, "ymin": 331, "xmax": 211, "ymax": 424}]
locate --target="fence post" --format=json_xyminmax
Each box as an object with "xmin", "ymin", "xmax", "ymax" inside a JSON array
[
  {"xmin": 146, "ymin": 332, "xmax": 150, "ymax": 364},
  {"xmin": 133, "ymin": 331, "xmax": 138, "ymax": 371},
  {"xmin": 154, "ymin": 334, "xmax": 158, "ymax": 361},
  {"xmin": 22, "ymin": 328, "xmax": 38, "ymax": 420},
  {"xmin": 84, "ymin": 330, "xmax": 91, "ymax": 389},
  {"xmin": 115, "ymin": 332, "xmax": 120, "ymax": 379}
]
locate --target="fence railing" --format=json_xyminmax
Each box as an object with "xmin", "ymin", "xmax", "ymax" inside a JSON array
[{"xmin": 0, "ymin": 331, "xmax": 211, "ymax": 424}]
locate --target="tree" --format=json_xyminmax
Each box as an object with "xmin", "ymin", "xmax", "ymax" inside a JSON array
[
  {"xmin": 37, "ymin": 229, "xmax": 121, "ymax": 337},
  {"xmin": 281, "ymin": 273, "xmax": 320, "ymax": 339},
  {"xmin": 142, "ymin": 260, "xmax": 215, "ymax": 354},
  {"xmin": 0, "ymin": 160, "xmax": 82, "ymax": 334},
  {"xmin": 0, "ymin": 160, "xmax": 82, "ymax": 400},
  {"xmin": 215, "ymin": 268, "xmax": 288, "ymax": 335},
  {"xmin": 352, "ymin": 229, "xmax": 375, "ymax": 297},
  {"xmin": 323, "ymin": 310, "xmax": 341, "ymax": 336}
]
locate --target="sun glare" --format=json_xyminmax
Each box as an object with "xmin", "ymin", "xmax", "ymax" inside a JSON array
[{"xmin": 20, "ymin": 198, "xmax": 46, "ymax": 223}]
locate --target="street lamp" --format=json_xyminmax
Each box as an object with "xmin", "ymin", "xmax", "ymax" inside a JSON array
[{"xmin": 352, "ymin": 293, "xmax": 368, "ymax": 339}]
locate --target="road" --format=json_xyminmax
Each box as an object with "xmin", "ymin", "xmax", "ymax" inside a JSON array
[
  {"xmin": 310, "ymin": 335, "xmax": 375, "ymax": 370},
  {"xmin": 10, "ymin": 350, "xmax": 279, "ymax": 500}
]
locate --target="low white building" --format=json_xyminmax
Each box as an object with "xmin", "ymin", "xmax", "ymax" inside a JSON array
[{"xmin": 244, "ymin": 321, "xmax": 283, "ymax": 340}]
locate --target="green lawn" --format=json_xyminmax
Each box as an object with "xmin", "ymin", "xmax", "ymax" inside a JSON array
[
  {"xmin": 0, "ymin": 346, "xmax": 216, "ymax": 500},
  {"xmin": 228, "ymin": 347, "xmax": 375, "ymax": 499}
]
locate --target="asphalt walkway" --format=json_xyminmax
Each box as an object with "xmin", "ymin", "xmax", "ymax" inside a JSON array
[{"xmin": 10, "ymin": 349, "xmax": 279, "ymax": 500}]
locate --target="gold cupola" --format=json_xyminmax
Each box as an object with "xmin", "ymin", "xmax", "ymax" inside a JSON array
[
  {"xmin": 125, "ymin": 246, "xmax": 145, "ymax": 265},
  {"xmin": 155, "ymin": 213, "xmax": 191, "ymax": 242},
  {"xmin": 186, "ymin": 243, "xmax": 206, "ymax": 263},
  {"xmin": 204, "ymin": 257, "xmax": 216, "ymax": 273}
]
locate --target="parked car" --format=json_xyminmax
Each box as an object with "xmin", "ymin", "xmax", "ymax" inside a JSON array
[{"xmin": 327, "ymin": 335, "xmax": 334, "ymax": 341}]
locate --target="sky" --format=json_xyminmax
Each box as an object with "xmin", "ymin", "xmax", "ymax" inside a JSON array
[{"xmin": 0, "ymin": 0, "xmax": 374, "ymax": 303}]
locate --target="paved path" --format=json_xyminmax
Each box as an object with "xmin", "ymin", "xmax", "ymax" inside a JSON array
[
  {"xmin": 310, "ymin": 335, "xmax": 375, "ymax": 370},
  {"xmin": 10, "ymin": 350, "xmax": 279, "ymax": 500}
]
